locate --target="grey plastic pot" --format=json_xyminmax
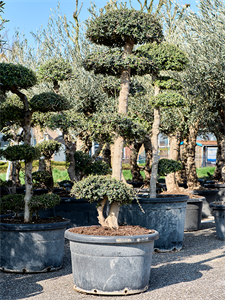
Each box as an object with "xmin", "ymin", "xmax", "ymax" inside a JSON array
[
  {"xmin": 209, "ymin": 203, "xmax": 225, "ymax": 240},
  {"xmin": 184, "ymin": 197, "xmax": 204, "ymax": 231},
  {"xmin": 118, "ymin": 194, "xmax": 188, "ymax": 252},
  {"xmin": 0, "ymin": 218, "xmax": 70, "ymax": 273},
  {"xmin": 65, "ymin": 228, "xmax": 159, "ymax": 296},
  {"xmin": 192, "ymin": 190, "xmax": 219, "ymax": 218}
]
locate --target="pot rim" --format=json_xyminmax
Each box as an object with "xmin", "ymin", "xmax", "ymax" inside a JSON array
[
  {"xmin": 0, "ymin": 218, "xmax": 70, "ymax": 231},
  {"xmin": 137, "ymin": 194, "xmax": 189, "ymax": 203},
  {"xmin": 65, "ymin": 227, "xmax": 159, "ymax": 244},
  {"xmin": 209, "ymin": 203, "xmax": 225, "ymax": 210}
]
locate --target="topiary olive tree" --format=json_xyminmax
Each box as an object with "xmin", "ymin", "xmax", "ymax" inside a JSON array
[
  {"xmin": 0, "ymin": 62, "xmax": 71, "ymax": 222},
  {"xmin": 136, "ymin": 42, "xmax": 188, "ymax": 197},
  {"xmin": 71, "ymin": 175, "xmax": 138, "ymax": 229},
  {"xmin": 84, "ymin": 5, "xmax": 163, "ymax": 225}
]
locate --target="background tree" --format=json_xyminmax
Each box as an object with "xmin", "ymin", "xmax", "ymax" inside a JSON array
[{"xmin": 0, "ymin": 62, "xmax": 70, "ymax": 222}]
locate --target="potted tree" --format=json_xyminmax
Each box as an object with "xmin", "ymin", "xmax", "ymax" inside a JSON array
[
  {"xmin": 65, "ymin": 175, "xmax": 159, "ymax": 295},
  {"xmin": 0, "ymin": 62, "xmax": 70, "ymax": 272}
]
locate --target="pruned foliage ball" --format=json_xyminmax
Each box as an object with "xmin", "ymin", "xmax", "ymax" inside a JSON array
[
  {"xmin": 0, "ymin": 62, "xmax": 37, "ymax": 92},
  {"xmin": 158, "ymin": 158, "xmax": 183, "ymax": 177},
  {"xmin": 0, "ymin": 194, "xmax": 24, "ymax": 214},
  {"xmin": 136, "ymin": 43, "xmax": 188, "ymax": 72},
  {"xmin": 32, "ymin": 171, "xmax": 52, "ymax": 184},
  {"xmin": 150, "ymin": 91, "xmax": 186, "ymax": 107},
  {"xmin": 83, "ymin": 48, "xmax": 157, "ymax": 77},
  {"xmin": 29, "ymin": 92, "xmax": 71, "ymax": 112},
  {"xmin": 37, "ymin": 58, "xmax": 73, "ymax": 83},
  {"xmin": 71, "ymin": 175, "xmax": 137, "ymax": 205},
  {"xmin": 86, "ymin": 8, "xmax": 163, "ymax": 47},
  {"xmin": 0, "ymin": 193, "xmax": 61, "ymax": 216},
  {"xmin": 35, "ymin": 140, "xmax": 61, "ymax": 160},
  {"xmin": 74, "ymin": 151, "xmax": 111, "ymax": 180},
  {"xmin": 29, "ymin": 193, "xmax": 61, "ymax": 215},
  {"xmin": 2, "ymin": 145, "xmax": 41, "ymax": 162},
  {"xmin": 154, "ymin": 76, "xmax": 182, "ymax": 90}
]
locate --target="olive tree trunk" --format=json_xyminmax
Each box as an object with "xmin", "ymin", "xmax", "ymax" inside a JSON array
[
  {"xmin": 130, "ymin": 141, "xmax": 144, "ymax": 182},
  {"xmin": 165, "ymin": 132, "xmax": 181, "ymax": 191},
  {"xmin": 213, "ymin": 134, "xmax": 225, "ymax": 182},
  {"xmin": 150, "ymin": 85, "xmax": 160, "ymax": 198},
  {"xmin": 143, "ymin": 135, "xmax": 153, "ymax": 185},
  {"xmin": 11, "ymin": 88, "xmax": 33, "ymax": 222},
  {"xmin": 111, "ymin": 41, "xmax": 134, "ymax": 229},
  {"xmin": 186, "ymin": 121, "xmax": 200, "ymax": 189}
]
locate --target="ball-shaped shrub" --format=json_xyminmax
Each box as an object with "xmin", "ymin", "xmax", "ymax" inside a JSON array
[
  {"xmin": 150, "ymin": 91, "xmax": 186, "ymax": 107},
  {"xmin": 0, "ymin": 62, "xmax": 37, "ymax": 92},
  {"xmin": 0, "ymin": 193, "xmax": 61, "ymax": 216},
  {"xmin": 2, "ymin": 145, "xmax": 41, "ymax": 162},
  {"xmin": 37, "ymin": 58, "xmax": 73, "ymax": 83},
  {"xmin": 158, "ymin": 158, "xmax": 182, "ymax": 177},
  {"xmin": 0, "ymin": 194, "xmax": 24, "ymax": 214},
  {"xmin": 29, "ymin": 193, "xmax": 61, "ymax": 216},
  {"xmin": 136, "ymin": 43, "xmax": 188, "ymax": 72},
  {"xmin": 35, "ymin": 140, "xmax": 61, "ymax": 160},
  {"xmin": 86, "ymin": 8, "xmax": 163, "ymax": 47},
  {"xmin": 29, "ymin": 92, "xmax": 71, "ymax": 112},
  {"xmin": 71, "ymin": 175, "xmax": 137, "ymax": 206},
  {"xmin": 32, "ymin": 171, "xmax": 52, "ymax": 184},
  {"xmin": 83, "ymin": 48, "xmax": 157, "ymax": 77}
]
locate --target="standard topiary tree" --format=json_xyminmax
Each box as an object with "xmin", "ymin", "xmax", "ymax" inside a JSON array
[
  {"xmin": 84, "ymin": 5, "xmax": 163, "ymax": 223},
  {"xmin": 0, "ymin": 62, "xmax": 71, "ymax": 222},
  {"xmin": 136, "ymin": 42, "xmax": 188, "ymax": 197}
]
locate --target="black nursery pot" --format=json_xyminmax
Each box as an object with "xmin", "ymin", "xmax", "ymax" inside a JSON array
[
  {"xmin": 192, "ymin": 189, "xmax": 219, "ymax": 218},
  {"xmin": 184, "ymin": 197, "xmax": 204, "ymax": 231},
  {"xmin": 118, "ymin": 194, "xmax": 188, "ymax": 252}
]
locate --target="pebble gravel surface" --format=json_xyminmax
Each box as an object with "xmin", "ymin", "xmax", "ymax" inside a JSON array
[{"xmin": 1, "ymin": 221, "xmax": 225, "ymax": 300}]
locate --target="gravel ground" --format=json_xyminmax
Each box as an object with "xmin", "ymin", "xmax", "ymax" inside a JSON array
[{"xmin": 1, "ymin": 221, "xmax": 225, "ymax": 300}]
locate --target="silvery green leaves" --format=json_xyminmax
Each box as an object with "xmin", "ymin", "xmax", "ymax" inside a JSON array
[
  {"xmin": 136, "ymin": 42, "xmax": 188, "ymax": 72},
  {"xmin": 150, "ymin": 91, "xmax": 186, "ymax": 107},
  {"xmin": 0, "ymin": 63, "xmax": 37, "ymax": 92},
  {"xmin": 158, "ymin": 158, "xmax": 182, "ymax": 177},
  {"xmin": 37, "ymin": 58, "xmax": 73, "ymax": 83},
  {"xmin": 86, "ymin": 8, "xmax": 163, "ymax": 47},
  {"xmin": 71, "ymin": 175, "xmax": 137, "ymax": 205},
  {"xmin": 2, "ymin": 144, "xmax": 41, "ymax": 162},
  {"xmin": 30, "ymin": 92, "xmax": 71, "ymax": 112},
  {"xmin": 83, "ymin": 48, "xmax": 157, "ymax": 77}
]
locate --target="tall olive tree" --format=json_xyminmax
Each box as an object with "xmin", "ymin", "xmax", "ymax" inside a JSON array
[
  {"xmin": 84, "ymin": 5, "xmax": 163, "ymax": 225},
  {"xmin": 137, "ymin": 42, "xmax": 188, "ymax": 196}
]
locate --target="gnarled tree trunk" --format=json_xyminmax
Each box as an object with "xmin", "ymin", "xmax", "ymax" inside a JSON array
[
  {"xmin": 130, "ymin": 141, "xmax": 144, "ymax": 182},
  {"xmin": 213, "ymin": 134, "xmax": 225, "ymax": 182},
  {"xmin": 150, "ymin": 84, "xmax": 160, "ymax": 198},
  {"xmin": 165, "ymin": 132, "xmax": 181, "ymax": 191},
  {"xmin": 143, "ymin": 135, "xmax": 153, "ymax": 185},
  {"xmin": 186, "ymin": 121, "xmax": 200, "ymax": 189}
]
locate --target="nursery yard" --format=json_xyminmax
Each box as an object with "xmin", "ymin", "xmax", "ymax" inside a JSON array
[
  {"xmin": 1, "ymin": 221, "xmax": 224, "ymax": 300},
  {"xmin": 0, "ymin": 161, "xmax": 216, "ymax": 183}
]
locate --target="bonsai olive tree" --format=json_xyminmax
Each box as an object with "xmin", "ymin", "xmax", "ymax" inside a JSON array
[
  {"xmin": 71, "ymin": 175, "xmax": 138, "ymax": 229},
  {"xmin": 0, "ymin": 62, "xmax": 71, "ymax": 222}
]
